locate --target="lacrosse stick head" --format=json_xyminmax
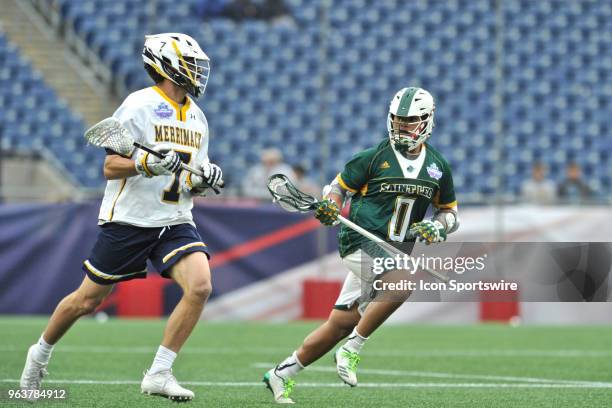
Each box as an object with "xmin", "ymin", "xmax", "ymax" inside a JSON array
[
  {"xmin": 84, "ymin": 117, "xmax": 135, "ymax": 156},
  {"xmin": 267, "ymin": 174, "xmax": 319, "ymax": 213}
]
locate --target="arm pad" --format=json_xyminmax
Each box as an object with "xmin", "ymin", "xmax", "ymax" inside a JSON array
[
  {"xmin": 433, "ymin": 208, "xmax": 460, "ymax": 234},
  {"xmin": 322, "ymin": 177, "xmax": 352, "ymax": 206}
]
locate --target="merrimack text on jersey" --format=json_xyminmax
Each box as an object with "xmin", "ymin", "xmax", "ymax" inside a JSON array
[{"xmin": 154, "ymin": 125, "xmax": 202, "ymax": 148}]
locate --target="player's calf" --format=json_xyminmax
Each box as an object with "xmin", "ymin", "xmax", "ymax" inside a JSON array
[{"xmin": 64, "ymin": 290, "xmax": 107, "ymax": 318}]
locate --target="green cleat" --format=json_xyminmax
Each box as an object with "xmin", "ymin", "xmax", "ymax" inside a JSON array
[
  {"xmin": 263, "ymin": 369, "xmax": 296, "ymax": 404},
  {"xmin": 334, "ymin": 347, "xmax": 361, "ymax": 387}
]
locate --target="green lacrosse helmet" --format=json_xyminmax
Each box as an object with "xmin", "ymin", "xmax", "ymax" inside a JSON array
[{"xmin": 387, "ymin": 87, "xmax": 435, "ymax": 152}]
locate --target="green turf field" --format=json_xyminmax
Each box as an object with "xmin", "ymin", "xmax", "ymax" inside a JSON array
[{"xmin": 1, "ymin": 317, "xmax": 611, "ymax": 407}]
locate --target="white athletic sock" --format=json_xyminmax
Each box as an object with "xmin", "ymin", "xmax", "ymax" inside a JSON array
[
  {"xmin": 275, "ymin": 351, "xmax": 304, "ymax": 380},
  {"xmin": 148, "ymin": 345, "xmax": 177, "ymax": 375},
  {"xmin": 343, "ymin": 328, "xmax": 368, "ymax": 353},
  {"xmin": 33, "ymin": 335, "xmax": 54, "ymax": 363}
]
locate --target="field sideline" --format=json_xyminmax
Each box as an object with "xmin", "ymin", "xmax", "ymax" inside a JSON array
[{"xmin": 1, "ymin": 317, "xmax": 611, "ymax": 407}]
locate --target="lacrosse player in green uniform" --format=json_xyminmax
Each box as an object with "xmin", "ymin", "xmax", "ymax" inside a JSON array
[{"xmin": 264, "ymin": 87, "xmax": 459, "ymax": 403}]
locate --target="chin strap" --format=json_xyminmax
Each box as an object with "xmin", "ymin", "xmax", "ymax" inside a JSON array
[{"xmin": 392, "ymin": 141, "xmax": 424, "ymax": 157}]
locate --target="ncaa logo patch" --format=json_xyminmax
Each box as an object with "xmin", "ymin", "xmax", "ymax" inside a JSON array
[
  {"xmin": 154, "ymin": 103, "xmax": 173, "ymax": 119},
  {"xmin": 427, "ymin": 162, "xmax": 443, "ymax": 180}
]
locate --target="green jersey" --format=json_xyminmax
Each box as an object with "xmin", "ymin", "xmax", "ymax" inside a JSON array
[{"xmin": 336, "ymin": 139, "xmax": 456, "ymax": 257}]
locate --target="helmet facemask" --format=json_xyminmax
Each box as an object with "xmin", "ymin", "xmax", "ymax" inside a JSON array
[
  {"xmin": 388, "ymin": 112, "xmax": 433, "ymax": 152},
  {"xmin": 387, "ymin": 87, "xmax": 435, "ymax": 152},
  {"xmin": 170, "ymin": 46, "xmax": 210, "ymax": 99}
]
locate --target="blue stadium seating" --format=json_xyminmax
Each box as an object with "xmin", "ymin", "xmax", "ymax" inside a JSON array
[
  {"xmin": 5, "ymin": 0, "xmax": 612, "ymax": 199},
  {"xmin": 0, "ymin": 33, "xmax": 103, "ymax": 188}
]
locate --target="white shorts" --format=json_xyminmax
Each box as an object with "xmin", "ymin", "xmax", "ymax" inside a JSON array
[{"xmin": 335, "ymin": 250, "xmax": 377, "ymax": 315}]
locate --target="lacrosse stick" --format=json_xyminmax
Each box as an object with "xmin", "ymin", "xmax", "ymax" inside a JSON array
[
  {"xmin": 84, "ymin": 117, "xmax": 223, "ymax": 194},
  {"xmin": 267, "ymin": 173, "xmax": 449, "ymax": 282}
]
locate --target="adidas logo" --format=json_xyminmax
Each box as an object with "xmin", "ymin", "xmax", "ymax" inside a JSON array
[{"xmin": 380, "ymin": 161, "xmax": 390, "ymax": 169}]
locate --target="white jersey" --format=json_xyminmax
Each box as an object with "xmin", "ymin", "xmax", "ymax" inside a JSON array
[{"xmin": 98, "ymin": 86, "xmax": 209, "ymax": 227}]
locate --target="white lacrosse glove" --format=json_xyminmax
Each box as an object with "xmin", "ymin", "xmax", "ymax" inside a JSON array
[
  {"xmin": 181, "ymin": 162, "xmax": 223, "ymax": 195},
  {"xmin": 135, "ymin": 146, "xmax": 182, "ymax": 178}
]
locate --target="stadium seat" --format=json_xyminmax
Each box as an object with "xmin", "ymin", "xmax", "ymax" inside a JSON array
[
  {"xmin": 0, "ymin": 32, "xmax": 102, "ymax": 188},
  {"xmin": 3, "ymin": 0, "xmax": 610, "ymax": 199}
]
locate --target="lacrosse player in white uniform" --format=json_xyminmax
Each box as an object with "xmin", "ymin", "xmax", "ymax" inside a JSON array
[{"xmin": 20, "ymin": 33, "xmax": 223, "ymax": 402}]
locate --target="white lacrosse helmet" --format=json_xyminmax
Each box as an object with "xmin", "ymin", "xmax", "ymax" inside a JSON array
[
  {"xmin": 387, "ymin": 87, "xmax": 435, "ymax": 151},
  {"xmin": 142, "ymin": 33, "xmax": 210, "ymax": 99}
]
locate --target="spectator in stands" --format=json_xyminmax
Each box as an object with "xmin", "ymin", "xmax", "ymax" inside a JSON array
[
  {"xmin": 557, "ymin": 162, "xmax": 593, "ymax": 204},
  {"xmin": 220, "ymin": 0, "xmax": 259, "ymax": 20},
  {"xmin": 257, "ymin": 0, "xmax": 293, "ymax": 25},
  {"xmin": 196, "ymin": 0, "xmax": 293, "ymax": 25},
  {"xmin": 292, "ymin": 164, "xmax": 320, "ymax": 198},
  {"xmin": 194, "ymin": 0, "xmax": 232, "ymax": 19},
  {"xmin": 521, "ymin": 162, "xmax": 556, "ymax": 205},
  {"xmin": 242, "ymin": 148, "xmax": 295, "ymax": 199}
]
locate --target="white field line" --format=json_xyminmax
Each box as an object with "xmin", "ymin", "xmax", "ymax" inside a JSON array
[
  {"xmin": 368, "ymin": 349, "xmax": 612, "ymax": 358},
  {"xmin": 0, "ymin": 345, "xmax": 611, "ymax": 358},
  {"xmin": 252, "ymin": 363, "xmax": 612, "ymax": 388},
  {"xmin": 0, "ymin": 378, "xmax": 611, "ymax": 389}
]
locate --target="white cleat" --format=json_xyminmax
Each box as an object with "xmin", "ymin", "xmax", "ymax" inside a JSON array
[
  {"xmin": 263, "ymin": 368, "xmax": 295, "ymax": 404},
  {"xmin": 20, "ymin": 344, "xmax": 49, "ymax": 402},
  {"xmin": 334, "ymin": 347, "xmax": 360, "ymax": 387},
  {"xmin": 141, "ymin": 369, "xmax": 194, "ymax": 402}
]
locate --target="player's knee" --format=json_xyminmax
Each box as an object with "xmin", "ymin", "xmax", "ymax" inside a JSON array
[
  {"xmin": 326, "ymin": 319, "xmax": 355, "ymax": 340},
  {"xmin": 80, "ymin": 299, "xmax": 100, "ymax": 315},
  {"xmin": 327, "ymin": 309, "xmax": 359, "ymax": 337},
  {"xmin": 72, "ymin": 294, "xmax": 105, "ymax": 316},
  {"xmin": 334, "ymin": 325, "xmax": 354, "ymax": 339},
  {"xmin": 185, "ymin": 279, "xmax": 212, "ymax": 303}
]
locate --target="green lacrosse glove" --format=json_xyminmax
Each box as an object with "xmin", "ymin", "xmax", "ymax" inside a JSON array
[
  {"xmin": 409, "ymin": 220, "xmax": 447, "ymax": 244},
  {"xmin": 315, "ymin": 199, "xmax": 340, "ymax": 226}
]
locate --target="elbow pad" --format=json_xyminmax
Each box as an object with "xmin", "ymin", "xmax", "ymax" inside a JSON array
[
  {"xmin": 323, "ymin": 178, "xmax": 348, "ymax": 200},
  {"xmin": 434, "ymin": 209, "xmax": 459, "ymax": 234}
]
